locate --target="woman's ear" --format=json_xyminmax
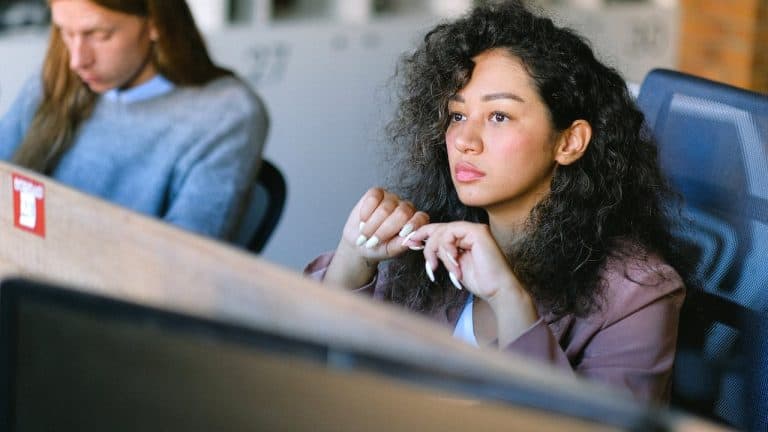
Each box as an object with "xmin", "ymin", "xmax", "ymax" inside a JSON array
[{"xmin": 554, "ymin": 119, "xmax": 591, "ymax": 166}]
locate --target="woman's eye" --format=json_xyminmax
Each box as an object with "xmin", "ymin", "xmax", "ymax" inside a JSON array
[
  {"xmin": 450, "ymin": 112, "xmax": 465, "ymax": 122},
  {"xmin": 491, "ymin": 112, "xmax": 508, "ymax": 122}
]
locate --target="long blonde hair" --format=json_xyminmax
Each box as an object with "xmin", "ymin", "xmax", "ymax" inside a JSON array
[{"xmin": 13, "ymin": 0, "xmax": 232, "ymax": 173}]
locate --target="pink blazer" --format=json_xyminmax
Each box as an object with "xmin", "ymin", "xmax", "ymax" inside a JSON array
[{"xmin": 305, "ymin": 250, "xmax": 685, "ymax": 403}]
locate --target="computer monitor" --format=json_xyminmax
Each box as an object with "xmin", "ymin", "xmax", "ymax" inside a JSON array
[{"xmin": 0, "ymin": 277, "xmax": 660, "ymax": 431}]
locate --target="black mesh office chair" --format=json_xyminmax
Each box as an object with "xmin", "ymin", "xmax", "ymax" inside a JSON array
[
  {"xmin": 636, "ymin": 69, "xmax": 768, "ymax": 431},
  {"xmin": 233, "ymin": 159, "xmax": 287, "ymax": 253}
]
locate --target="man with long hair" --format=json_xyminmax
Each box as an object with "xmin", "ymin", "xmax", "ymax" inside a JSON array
[{"xmin": 0, "ymin": 0, "xmax": 269, "ymax": 240}]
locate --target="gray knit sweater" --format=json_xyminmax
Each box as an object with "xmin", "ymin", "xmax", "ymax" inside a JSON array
[{"xmin": 0, "ymin": 75, "xmax": 269, "ymax": 240}]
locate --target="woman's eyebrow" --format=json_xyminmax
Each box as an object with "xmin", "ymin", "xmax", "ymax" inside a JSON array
[
  {"xmin": 448, "ymin": 92, "xmax": 526, "ymax": 103},
  {"xmin": 483, "ymin": 92, "xmax": 525, "ymax": 103}
]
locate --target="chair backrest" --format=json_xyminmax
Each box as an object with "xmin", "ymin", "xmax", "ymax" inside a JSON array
[
  {"xmin": 636, "ymin": 68, "xmax": 768, "ymax": 430},
  {"xmin": 232, "ymin": 159, "xmax": 287, "ymax": 253},
  {"xmin": 746, "ymin": 309, "xmax": 768, "ymax": 431}
]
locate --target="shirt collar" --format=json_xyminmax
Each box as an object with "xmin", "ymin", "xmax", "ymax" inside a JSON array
[{"xmin": 103, "ymin": 74, "xmax": 175, "ymax": 104}]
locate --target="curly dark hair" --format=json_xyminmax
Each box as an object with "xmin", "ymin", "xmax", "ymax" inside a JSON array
[{"xmin": 383, "ymin": 0, "xmax": 692, "ymax": 317}]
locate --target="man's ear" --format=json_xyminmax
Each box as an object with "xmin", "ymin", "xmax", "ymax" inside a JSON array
[{"xmin": 554, "ymin": 119, "xmax": 591, "ymax": 166}]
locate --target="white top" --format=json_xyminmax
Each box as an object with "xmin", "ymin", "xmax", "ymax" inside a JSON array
[
  {"xmin": 103, "ymin": 74, "xmax": 175, "ymax": 104},
  {"xmin": 452, "ymin": 293, "xmax": 478, "ymax": 347}
]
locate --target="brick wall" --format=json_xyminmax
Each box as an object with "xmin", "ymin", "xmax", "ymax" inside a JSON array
[{"xmin": 678, "ymin": 0, "xmax": 768, "ymax": 93}]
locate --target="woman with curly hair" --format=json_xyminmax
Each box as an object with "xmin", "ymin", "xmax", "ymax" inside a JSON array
[{"xmin": 307, "ymin": 0, "xmax": 689, "ymax": 403}]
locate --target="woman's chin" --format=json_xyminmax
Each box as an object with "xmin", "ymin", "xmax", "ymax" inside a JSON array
[{"xmin": 456, "ymin": 192, "xmax": 488, "ymax": 209}]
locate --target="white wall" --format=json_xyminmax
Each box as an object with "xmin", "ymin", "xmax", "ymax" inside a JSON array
[
  {"xmin": 0, "ymin": 4, "xmax": 678, "ymax": 271},
  {"xmin": 545, "ymin": 3, "xmax": 679, "ymax": 84},
  {"xmin": 207, "ymin": 17, "xmax": 438, "ymax": 270},
  {"xmin": 0, "ymin": 31, "xmax": 46, "ymax": 112}
]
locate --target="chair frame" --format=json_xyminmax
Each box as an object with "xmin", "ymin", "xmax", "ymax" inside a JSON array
[{"xmin": 247, "ymin": 159, "xmax": 286, "ymax": 253}]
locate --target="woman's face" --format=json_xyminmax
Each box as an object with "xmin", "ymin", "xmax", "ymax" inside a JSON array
[
  {"xmin": 50, "ymin": 0, "xmax": 158, "ymax": 93},
  {"xmin": 446, "ymin": 48, "xmax": 560, "ymax": 224}
]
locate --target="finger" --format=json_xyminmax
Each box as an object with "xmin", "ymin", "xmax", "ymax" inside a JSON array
[
  {"xmin": 359, "ymin": 191, "xmax": 402, "ymax": 248},
  {"xmin": 396, "ymin": 202, "xmax": 417, "ymax": 238},
  {"xmin": 452, "ymin": 222, "xmax": 491, "ymax": 251},
  {"xmin": 406, "ymin": 222, "xmax": 437, "ymax": 249},
  {"xmin": 400, "ymin": 211, "xmax": 430, "ymax": 250},
  {"xmin": 424, "ymin": 258, "xmax": 436, "ymax": 283},
  {"xmin": 440, "ymin": 246, "xmax": 461, "ymax": 277},
  {"xmin": 437, "ymin": 236, "xmax": 463, "ymax": 286},
  {"xmin": 422, "ymin": 235, "xmax": 440, "ymax": 284},
  {"xmin": 422, "ymin": 227, "xmax": 464, "ymax": 290},
  {"xmin": 366, "ymin": 201, "xmax": 415, "ymax": 250},
  {"xmin": 352, "ymin": 188, "xmax": 386, "ymax": 245},
  {"xmin": 448, "ymin": 269, "xmax": 464, "ymax": 291},
  {"xmin": 355, "ymin": 188, "xmax": 387, "ymax": 226}
]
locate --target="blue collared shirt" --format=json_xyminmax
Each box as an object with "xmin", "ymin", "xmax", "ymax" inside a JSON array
[{"xmin": 103, "ymin": 74, "xmax": 175, "ymax": 104}]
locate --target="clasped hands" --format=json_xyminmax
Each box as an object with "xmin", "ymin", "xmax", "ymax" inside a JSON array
[{"xmin": 330, "ymin": 188, "xmax": 528, "ymax": 306}]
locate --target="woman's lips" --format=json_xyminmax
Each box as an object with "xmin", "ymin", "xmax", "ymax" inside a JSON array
[{"xmin": 454, "ymin": 162, "xmax": 485, "ymax": 182}]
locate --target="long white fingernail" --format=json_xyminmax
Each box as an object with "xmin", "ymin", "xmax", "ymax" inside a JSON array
[
  {"xmin": 442, "ymin": 248, "xmax": 458, "ymax": 267},
  {"xmin": 364, "ymin": 235, "xmax": 380, "ymax": 249},
  {"xmin": 398, "ymin": 223, "xmax": 414, "ymax": 238},
  {"xmin": 425, "ymin": 261, "xmax": 435, "ymax": 283},
  {"xmin": 359, "ymin": 221, "xmax": 366, "ymax": 232},
  {"xmin": 449, "ymin": 272, "xmax": 463, "ymax": 290},
  {"xmin": 355, "ymin": 234, "xmax": 367, "ymax": 246},
  {"xmin": 403, "ymin": 231, "xmax": 424, "ymax": 250}
]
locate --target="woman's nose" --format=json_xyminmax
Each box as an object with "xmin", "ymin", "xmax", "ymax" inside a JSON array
[{"xmin": 452, "ymin": 120, "xmax": 483, "ymax": 154}]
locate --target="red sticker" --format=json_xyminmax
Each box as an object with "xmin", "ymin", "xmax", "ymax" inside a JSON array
[{"xmin": 12, "ymin": 173, "xmax": 46, "ymax": 237}]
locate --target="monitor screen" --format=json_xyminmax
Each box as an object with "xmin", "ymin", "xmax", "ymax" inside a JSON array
[{"xmin": 0, "ymin": 277, "xmax": 655, "ymax": 431}]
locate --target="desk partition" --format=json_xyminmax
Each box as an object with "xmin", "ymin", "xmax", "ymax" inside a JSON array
[{"xmin": 0, "ymin": 161, "xmax": 723, "ymax": 431}]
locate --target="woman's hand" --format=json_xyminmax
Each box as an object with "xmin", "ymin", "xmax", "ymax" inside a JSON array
[
  {"xmin": 325, "ymin": 188, "xmax": 429, "ymax": 289},
  {"xmin": 407, "ymin": 222, "xmax": 513, "ymax": 298},
  {"xmin": 407, "ymin": 222, "xmax": 539, "ymax": 346}
]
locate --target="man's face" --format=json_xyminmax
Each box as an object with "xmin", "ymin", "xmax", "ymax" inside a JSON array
[{"xmin": 51, "ymin": 0, "xmax": 158, "ymax": 93}]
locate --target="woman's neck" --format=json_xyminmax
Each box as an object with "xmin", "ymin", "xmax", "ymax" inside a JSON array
[
  {"xmin": 488, "ymin": 214, "xmax": 527, "ymax": 251},
  {"xmin": 483, "ymin": 190, "xmax": 549, "ymax": 248}
]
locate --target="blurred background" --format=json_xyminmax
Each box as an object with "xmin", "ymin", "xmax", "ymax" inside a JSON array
[{"xmin": 0, "ymin": 0, "xmax": 764, "ymax": 270}]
